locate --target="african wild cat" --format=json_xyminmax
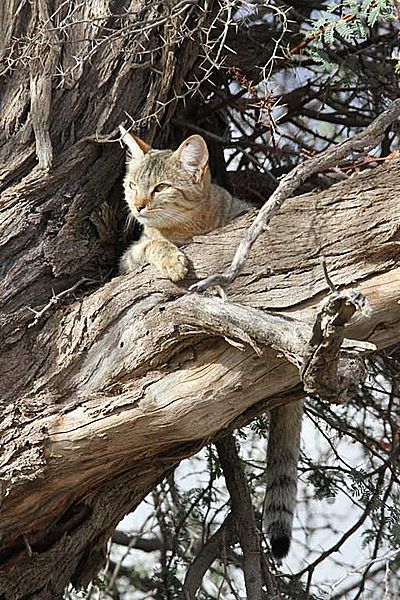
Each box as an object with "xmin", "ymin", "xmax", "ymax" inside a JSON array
[
  {"xmin": 119, "ymin": 127, "xmax": 248, "ymax": 281},
  {"xmin": 119, "ymin": 127, "xmax": 302, "ymax": 560}
]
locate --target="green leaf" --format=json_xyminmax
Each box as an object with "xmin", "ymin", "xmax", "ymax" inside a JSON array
[
  {"xmin": 335, "ymin": 19, "xmax": 355, "ymax": 42},
  {"xmin": 324, "ymin": 25, "xmax": 335, "ymax": 45},
  {"xmin": 367, "ymin": 6, "xmax": 381, "ymax": 26}
]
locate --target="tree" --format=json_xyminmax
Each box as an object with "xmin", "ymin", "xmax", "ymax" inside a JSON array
[{"xmin": 1, "ymin": 1, "xmax": 400, "ymax": 598}]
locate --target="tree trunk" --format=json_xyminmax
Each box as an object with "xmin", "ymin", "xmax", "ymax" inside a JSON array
[
  {"xmin": 2, "ymin": 155, "xmax": 400, "ymax": 597},
  {"xmin": 1, "ymin": 1, "xmax": 400, "ymax": 598}
]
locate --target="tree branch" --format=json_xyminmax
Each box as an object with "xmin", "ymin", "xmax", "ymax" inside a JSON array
[
  {"xmin": 2, "ymin": 156, "xmax": 400, "ymax": 597},
  {"xmin": 182, "ymin": 514, "xmax": 236, "ymax": 600},
  {"xmin": 216, "ymin": 435, "xmax": 266, "ymax": 600},
  {"xmin": 111, "ymin": 531, "xmax": 163, "ymax": 552},
  {"xmin": 190, "ymin": 99, "xmax": 400, "ymax": 293}
]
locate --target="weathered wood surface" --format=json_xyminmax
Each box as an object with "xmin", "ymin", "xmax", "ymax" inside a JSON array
[
  {"xmin": 1, "ymin": 155, "xmax": 400, "ymax": 597},
  {"xmin": 0, "ymin": 0, "xmax": 218, "ymax": 596},
  {"xmin": 1, "ymin": 1, "xmax": 400, "ymax": 596}
]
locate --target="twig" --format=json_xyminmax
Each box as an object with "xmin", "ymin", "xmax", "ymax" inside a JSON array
[
  {"xmin": 320, "ymin": 256, "xmax": 337, "ymax": 293},
  {"xmin": 329, "ymin": 548, "xmax": 400, "ymax": 599},
  {"xmin": 111, "ymin": 531, "xmax": 163, "ymax": 552},
  {"xmin": 292, "ymin": 466, "xmax": 387, "ymax": 579},
  {"xmin": 27, "ymin": 277, "xmax": 96, "ymax": 328},
  {"xmin": 190, "ymin": 98, "xmax": 400, "ymax": 293},
  {"xmin": 352, "ymin": 468, "xmax": 396, "ymax": 600},
  {"xmin": 22, "ymin": 534, "xmax": 33, "ymax": 558}
]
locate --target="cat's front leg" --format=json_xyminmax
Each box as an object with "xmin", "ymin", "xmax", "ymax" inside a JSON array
[
  {"xmin": 120, "ymin": 239, "xmax": 147, "ymax": 274},
  {"xmin": 145, "ymin": 238, "xmax": 188, "ymax": 282},
  {"xmin": 120, "ymin": 237, "xmax": 188, "ymax": 282}
]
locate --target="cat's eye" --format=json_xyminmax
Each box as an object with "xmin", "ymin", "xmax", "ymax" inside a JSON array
[
  {"xmin": 153, "ymin": 182, "xmax": 170, "ymax": 193},
  {"xmin": 128, "ymin": 181, "xmax": 137, "ymax": 190}
]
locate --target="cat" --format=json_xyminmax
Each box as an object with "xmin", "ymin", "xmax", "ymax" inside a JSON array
[
  {"xmin": 119, "ymin": 127, "xmax": 248, "ymax": 281},
  {"xmin": 119, "ymin": 127, "xmax": 302, "ymax": 559}
]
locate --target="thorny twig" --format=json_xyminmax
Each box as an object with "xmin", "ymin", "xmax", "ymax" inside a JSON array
[
  {"xmin": 329, "ymin": 549, "xmax": 400, "ymax": 599},
  {"xmin": 27, "ymin": 277, "xmax": 95, "ymax": 327},
  {"xmin": 292, "ymin": 466, "xmax": 387, "ymax": 580}
]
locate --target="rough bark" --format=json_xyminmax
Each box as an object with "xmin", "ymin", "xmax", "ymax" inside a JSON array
[
  {"xmin": 0, "ymin": 0, "xmax": 215, "ymax": 597},
  {"xmin": 1, "ymin": 155, "xmax": 400, "ymax": 597},
  {"xmin": 1, "ymin": 2, "xmax": 400, "ymax": 598}
]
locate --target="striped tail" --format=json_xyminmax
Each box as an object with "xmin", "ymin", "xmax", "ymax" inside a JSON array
[{"xmin": 264, "ymin": 400, "xmax": 303, "ymax": 559}]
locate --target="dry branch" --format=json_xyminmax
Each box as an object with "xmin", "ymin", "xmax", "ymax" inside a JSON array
[
  {"xmin": 29, "ymin": 0, "xmax": 60, "ymax": 170},
  {"xmin": 111, "ymin": 530, "xmax": 163, "ymax": 553},
  {"xmin": 183, "ymin": 514, "xmax": 236, "ymax": 599},
  {"xmin": 216, "ymin": 435, "xmax": 265, "ymax": 600},
  {"xmin": 1, "ymin": 2, "xmax": 400, "ymax": 592},
  {"xmin": 2, "ymin": 154, "xmax": 400, "ymax": 597},
  {"xmin": 301, "ymin": 287, "xmax": 371, "ymax": 402},
  {"xmin": 191, "ymin": 99, "xmax": 400, "ymax": 293}
]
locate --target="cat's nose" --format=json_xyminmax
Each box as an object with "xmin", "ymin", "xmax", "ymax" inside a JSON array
[{"xmin": 136, "ymin": 203, "xmax": 146, "ymax": 212}]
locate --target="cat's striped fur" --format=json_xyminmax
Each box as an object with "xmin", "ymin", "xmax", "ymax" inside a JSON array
[
  {"xmin": 119, "ymin": 128, "xmax": 248, "ymax": 281},
  {"xmin": 265, "ymin": 401, "xmax": 303, "ymax": 558},
  {"xmin": 119, "ymin": 127, "xmax": 302, "ymax": 558}
]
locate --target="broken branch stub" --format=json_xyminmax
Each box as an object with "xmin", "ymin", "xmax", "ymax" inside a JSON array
[{"xmin": 301, "ymin": 290, "xmax": 372, "ymax": 402}]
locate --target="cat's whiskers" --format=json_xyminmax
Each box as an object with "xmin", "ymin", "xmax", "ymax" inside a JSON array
[{"xmin": 147, "ymin": 206, "xmax": 189, "ymax": 224}]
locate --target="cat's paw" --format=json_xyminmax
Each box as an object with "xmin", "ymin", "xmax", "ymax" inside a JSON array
[
  {"xmin": 159, "ymin": 251, "xmax": 188, "ymax": 282},
  {"xmin": 120, "ymin": 248, "xmax": 140, "ymax": 274}
]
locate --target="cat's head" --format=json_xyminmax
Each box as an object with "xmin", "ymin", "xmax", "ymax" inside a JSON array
[{"xmin": 120, "ymin": 126, "xmax": 211, "ymax": 226}]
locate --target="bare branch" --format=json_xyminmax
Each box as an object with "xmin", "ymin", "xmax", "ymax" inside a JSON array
[
  {"xmin": 216, "ymin": 434, "xmax": 267, "ymax": 600},
  {"xmin": 27, "ymin": 277, "xmax": 96, "ymax": 328},
  {"xmin": 182, "ymin": 514, "xmax": 236, "ymax": 600},
  {"xmin": 111, "ymin": 530, "xmax": 163, "ymax": 553},
  {"xmin": 292, "ymin": 466, "xmax": 387, "ymax": 579},
  {"xmin": 190, "ymin": 98, "xmax": 400, "ymax": 293}
]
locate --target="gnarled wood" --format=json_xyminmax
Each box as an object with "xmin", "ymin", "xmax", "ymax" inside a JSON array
[
  {"xmin": 1, "ymin": 1, "xmax": 400, "ymax": 597},
  {"xmin": 1, "ymin": 156, "xmax": 400, "ymax": 597}
]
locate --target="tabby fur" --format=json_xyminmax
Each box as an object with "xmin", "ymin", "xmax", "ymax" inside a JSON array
[{"xmin": 119, "ymin": 128, "xmax": 247, "ymax": 281}]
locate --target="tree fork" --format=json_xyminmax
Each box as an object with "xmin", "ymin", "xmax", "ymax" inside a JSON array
[{"xmin": 1, "ymin": 1, "xmax": 400, "ymax": 596}]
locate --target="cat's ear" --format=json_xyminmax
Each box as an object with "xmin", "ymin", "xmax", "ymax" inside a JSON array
[
  {"xmin": 119, "ymin": 125, "xmax": 150, "ymax": 160},
  {"xmin": 175, "ymin": 135, "xmax": 209, "ymax": 183}
]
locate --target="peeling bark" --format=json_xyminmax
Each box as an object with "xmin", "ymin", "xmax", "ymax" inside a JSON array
[
  {"xmin": 1, "ymin": 156, "xmax": 400, "ymax": 597},
  {"xmin": 1, "ymin": 1, "xmax": 400, "ymax": 598}
]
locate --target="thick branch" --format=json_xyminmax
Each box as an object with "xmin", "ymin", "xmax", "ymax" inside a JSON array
[
  {"xmin": 191, "ymin": 99, "xmax": 400, "ymax": 293},
  {"xmin": 29, "ymin": 0, "xmax": 60, "ymax": 170},
  {"xmin": 1, "ymin": 158, "xmax": 400, "ymax": 597}
]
